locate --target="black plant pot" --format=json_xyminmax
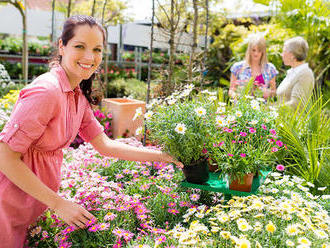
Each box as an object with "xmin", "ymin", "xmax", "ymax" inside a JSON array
[{"xmin": 182, "ymin": 160, "xmax": 209, "ymax": 184}]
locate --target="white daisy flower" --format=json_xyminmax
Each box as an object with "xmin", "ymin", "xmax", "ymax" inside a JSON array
[
  {"xmin": 135, "ymin": 127, "xmax": 143, "ymax": 136},
  {"xmin": 194, "ymin": 107, "xmax": 206, "ymax": 117},
  {"xmin": 216, "ymin": 106, "xmax": 226, "ymax": 114},
  {"xmin": 216, "ymin": 116, "xmax": 228, "ymax": 127},
  {"xmin": 144, "ymin": 111, "xmax": 153, "ymax": 119},
  {"xmin": 132, "ymin": 107, "xmax": 143, "ymax": 121},
  {"xmin": 175, "ymin": 123, "xmax": 186, "ymax": 134},
  {"xmin": 249, "ymin": 119, "xmax": 258, "ymax": 125},
  {"xmin": 235, "ymin": 110, "xmax": 242, "ymax": 117}
]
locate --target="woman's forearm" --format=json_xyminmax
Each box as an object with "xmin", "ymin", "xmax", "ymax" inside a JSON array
[
  {"xmin": 0, "ymin": 143, "xmax": 62, "ymax": 210},
  {"xmin": 91, "ymin": 133, "xmax": 172, "ymax": 163}
]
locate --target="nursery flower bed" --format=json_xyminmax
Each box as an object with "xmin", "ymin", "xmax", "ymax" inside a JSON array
[{"xmin": 26, "ymin": 139, "xmax": 329, "ymax": 248}]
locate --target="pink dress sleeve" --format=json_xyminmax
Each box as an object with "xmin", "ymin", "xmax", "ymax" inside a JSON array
[
  {"xmin": 0, "ymin": 86, "xmax": 57, "ymax": 154},
  {"xmin": 78, "ymin": 103, "xmax": 104, "ymax": 142}
]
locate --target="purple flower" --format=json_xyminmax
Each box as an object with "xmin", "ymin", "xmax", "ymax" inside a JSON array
[
  {"xmin": 202, "ymin": 148, "xmax": 208, "ymax": 154},
  {"xmin": 276, "ymin": 164, "xmax": 285, "ymax": 171},
  {"xmin": 261, "ymin": 124, "xmax": 267, "ymax": 130},
  {"xmin": 190, "ymin": 194, "xmax": 200, "ymax": 201},
  {"xmin": 240, "ymin": 153, "xmax": 246, "ymax": 157},
  {"xmin": 88, "ymin": 224, "xmax": 99, "ymax": 232},
  {"xmin": 228, "ymin": 153, "xmax": 234, "ymax": 157},
  {"xmin": 86, "ymin": 218, "xmax": 97, "ymax": 227},
  {"xmin": 168, "ymin": 208, "xmax": 179, "ymax": 215}
]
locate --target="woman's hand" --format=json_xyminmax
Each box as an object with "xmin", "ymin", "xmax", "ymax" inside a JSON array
[
  {"xmin": 52, "ymin": 198, "xmax": 96, "ymax": 229},
  {"xmin": 262, "ymin": 88, "xmax": 271, "ymax": 99},
  {"xmin": 161, "ymin": 153, "xmax": 184, "ymax": 168}
]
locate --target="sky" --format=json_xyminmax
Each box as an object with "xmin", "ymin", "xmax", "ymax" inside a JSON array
[{"xmin": 125, "ymin": 0, "xmax": 271, "ymax": 21}]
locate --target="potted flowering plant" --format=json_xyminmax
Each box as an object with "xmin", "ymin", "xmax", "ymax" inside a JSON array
[
  {"xmin": 146, "ymin": 85, "xmax": 216, "ymax": 184},
  {"xmin": 207, "ymin": 93, "xmax": 284, "ymax": 192}
]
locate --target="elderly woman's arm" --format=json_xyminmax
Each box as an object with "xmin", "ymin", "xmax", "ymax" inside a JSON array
[
  {"xmin": 229, "ymin": 74, "xmax": 239, "ymax": 98},
  {"xmin": 286, "ymin": 72, "xmax": 314, "ymax": 109}
]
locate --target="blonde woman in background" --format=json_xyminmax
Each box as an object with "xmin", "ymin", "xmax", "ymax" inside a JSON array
[
  {"xmin": 229, "ymin": 34, "xmax": 278, "ymax": 99},
  {"xmin": 277, "ymin": 36, "xmax": 314, "ymax": 109}
]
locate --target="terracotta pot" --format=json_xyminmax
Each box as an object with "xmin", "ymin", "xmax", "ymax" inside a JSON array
[
  {"xmin": 229, "ymin": 173, "xmax": 254, "ymax": 192},
  {"xmin": 182, "ymin": 160, "xmax": 209, "ymax": 184},
  {"xmin": 102, "ymin": 98, "xmax": 146, "ymax": 139}
]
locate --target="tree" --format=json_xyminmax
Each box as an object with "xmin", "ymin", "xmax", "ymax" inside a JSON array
[
  {"xmin": 67, "ymin": 0, "xmax": 72, "ymax": 17},
  {"xmin": 156, "ymin": 0, "xmax": 189, "ymax": 95},
  {"xmin": 187, "ymin": 0, "xmax": 198, "ymax": 82},
  {"xmin": 0, "ymin": 0, "xmax": 28, "ymax": 84}
]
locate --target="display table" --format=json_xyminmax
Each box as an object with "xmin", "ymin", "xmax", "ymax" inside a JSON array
[{"xmin": 181, "ymin": 170, "xmax": 271, "ymax": 198}]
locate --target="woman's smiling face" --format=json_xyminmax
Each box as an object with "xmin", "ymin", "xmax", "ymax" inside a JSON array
[
  {"xmin": 250, "ymin": 46, "xmax": 262, "ymax": 63},
  {"xmin": 59, "ymin": 24, "xmax": 104, "ymax": 88}
]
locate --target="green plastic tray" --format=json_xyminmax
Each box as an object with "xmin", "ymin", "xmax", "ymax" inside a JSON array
[{"xmin": 181, "ymin": 170, "xmax": 271, "ymax": 197}]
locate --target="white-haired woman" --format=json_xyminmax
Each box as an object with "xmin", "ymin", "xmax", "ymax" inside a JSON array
[
  {"xmin": 277, "ymin": 36, "xmax": 314, "ymax": 109},
  {"xmin": 229, "ymin": 34, "xmax": 278, "ymax": 99}
]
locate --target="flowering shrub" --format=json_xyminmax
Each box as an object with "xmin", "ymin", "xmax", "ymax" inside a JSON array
[
  {"xmin": 26, "ymin": 141, "xmax": 212, "ymax": 247},
  {"xmin": 146, "ymin": 85, "xmax": 216, "ymax": 166},
  {"xmin": 129, "ymin": 173, "xmax": 330, "ymax": 247},
  {"xmin": 207, "ymin": 94, "xmax": 284, "ymax": 181},
  {"xmin": 25, "ymin": 138, "xmax": 329, "ymax": 247}
]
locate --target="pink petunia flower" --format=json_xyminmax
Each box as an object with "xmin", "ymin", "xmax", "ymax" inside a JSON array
[
  {"xmin": 240, "ymin": 153, "xmax": 246, "ymax": 157},
  {"xmin": 271, "ymin": 147, "xmax": 279, "ymax": 152},
  {"xmin": 228, "ymin": 153, "xmax": 234, "ymax": 157},
  {"xmin": 276, "ymin": 140, "xmax": 283, "ymax": 147},
  {"xmin": 276, "ymin": 164, "xmax": 285, "ymax": 171},
  {"xmin": 249, "ymin": 128, "xmax": 256, "ymax": 133},
  {"xmin": 240, "ymin": 132, "xmax": 247, "ymax": 137},
  {"xmin": 269, "ymin": 129, "xmax": 276, "ymax": 135}
]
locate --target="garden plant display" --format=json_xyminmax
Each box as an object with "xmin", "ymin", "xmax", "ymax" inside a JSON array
[
  {"xmin": 207, "ymin": 91, "xmax": 284, "ymax": 182},
  {"xmin": 145, "ymin": 84, "xmax": 217, "ymax": 167},
  {"xmin": 0, "ymin": 87, "xmax": 328, "ymax": 248},
  {"xmin": 25, "ymin": 141, "xmax": 329, "ymax": 248}
]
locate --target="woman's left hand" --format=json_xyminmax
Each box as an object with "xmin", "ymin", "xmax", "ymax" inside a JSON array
[
  {"xmin": 161, "ymin": 153, "xmax": 184, "ymax": 169},
  {"xmin": 262, "ymin": 88, "xmax": 271, "ymax": 99}
]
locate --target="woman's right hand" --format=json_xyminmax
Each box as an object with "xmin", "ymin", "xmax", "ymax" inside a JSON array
[{"xmin": 52, "ymin": 198, "xmax": 96, "ymax": 229}]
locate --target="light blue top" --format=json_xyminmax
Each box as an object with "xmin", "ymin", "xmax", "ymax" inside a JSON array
[{"xmin": 230, "ymin": 61, "xmax": 278, "ymax": 88}]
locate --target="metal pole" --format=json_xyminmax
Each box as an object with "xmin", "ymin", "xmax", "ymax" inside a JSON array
[
  {"xmin": 51, "ymin": 0, "xmax": 55, "ymax": 43},
  {"xmin": 143, "ymin": 0, "xmax": 155, "ymax": 146},
  {"xmin": 117, "ymin": 24, "xmax": 122, "ymax": 66},
  {"xmin": 134, "ymin": 46, "xmax": 138, "ymax": 78},
  {"xmin": 201, "ymin": 0, "xmax": 209, "ymax": 86},
  {"xmin": 138, "ymin": 47, "xmax": 142, "ymax": 81}
]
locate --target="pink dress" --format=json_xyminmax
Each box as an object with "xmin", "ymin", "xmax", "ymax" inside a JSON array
[{"xmin": 0, "ymin": 65, "xmax": 104, "ymax": 248}]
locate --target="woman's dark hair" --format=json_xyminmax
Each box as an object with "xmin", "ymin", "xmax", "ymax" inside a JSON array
[{"xmin": 50, "ymin": 15, "xmax": 106, "ymax": 105}]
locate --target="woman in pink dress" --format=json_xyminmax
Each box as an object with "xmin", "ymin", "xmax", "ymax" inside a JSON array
[{"xmin": 0, "ymin": 15, "xmax": 182, "ymax": 248}]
